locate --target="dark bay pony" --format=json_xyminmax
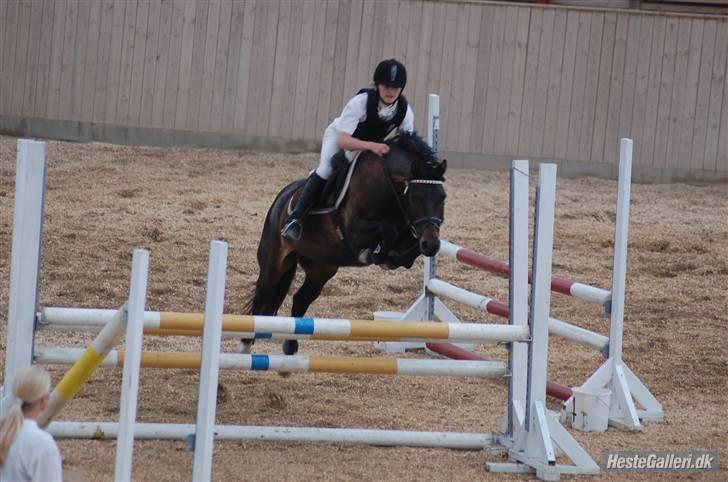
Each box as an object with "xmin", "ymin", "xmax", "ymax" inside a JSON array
[{"xmin": 244, "ymin": 132, "xmax": 447, "ymax": 355}]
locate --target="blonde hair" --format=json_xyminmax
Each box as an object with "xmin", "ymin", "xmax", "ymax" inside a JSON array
[{"xmin": 0, "ymin": 366, "xmax": 51, "ymax": 465}]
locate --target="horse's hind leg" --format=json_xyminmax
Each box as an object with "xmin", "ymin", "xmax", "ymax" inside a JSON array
[
  {"xmin": 282, "ymin": 259, "xmax": 338, "ymax": 355},
  {"xmin": 242, "ymin": 252, "xmax": 297, "ymax": 353}
]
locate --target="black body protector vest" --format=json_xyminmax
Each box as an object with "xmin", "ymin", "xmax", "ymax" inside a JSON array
[{"xmin": 351, "ymin": 88, "xmax": 408, "ymax": 143}]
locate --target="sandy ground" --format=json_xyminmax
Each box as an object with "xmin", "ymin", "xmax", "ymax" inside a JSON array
[{"xmin": 0, "ymin": 134, "xmax": 726, "ymax": 481}]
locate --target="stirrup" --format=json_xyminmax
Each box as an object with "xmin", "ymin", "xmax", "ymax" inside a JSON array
[{"xmin": 281, "ymin": 219, "xmax": 303, "ymax": 242}]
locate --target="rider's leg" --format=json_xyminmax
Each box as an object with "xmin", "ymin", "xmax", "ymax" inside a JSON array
[
  {"xmin": 281, "ymin": 126, "xmax": 338, "ymax": 242},
  {"xmin": 280, "ymin": 172, "xmax": 326, "ymax": 242}
]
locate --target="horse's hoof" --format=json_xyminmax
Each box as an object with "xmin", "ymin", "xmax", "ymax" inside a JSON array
[
  {"xmin": 282, "ymin": 340, "xmax": 298, "ymax": 355},
  {"xmin": 239, "ymin": 339, "xmax": 254, "ymax": 354}
]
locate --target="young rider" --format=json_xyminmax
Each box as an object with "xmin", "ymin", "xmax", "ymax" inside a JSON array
[{"xmin": 281, "ymin": 59, "xmax": 415, "ymax": 243}]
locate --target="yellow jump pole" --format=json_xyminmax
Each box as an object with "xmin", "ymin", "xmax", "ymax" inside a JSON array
[{"xmin": 38, "ymin": 304, "xmax": 129, "ymax": 428}]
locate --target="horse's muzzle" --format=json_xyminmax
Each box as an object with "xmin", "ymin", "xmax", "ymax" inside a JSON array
[
  {"xmin": 419, "ymin": 226, "xmax": 441, "ymax": 257},
  {"xmin": 420, "ymin": 238, "xmax": 440, "ymax": 257}
]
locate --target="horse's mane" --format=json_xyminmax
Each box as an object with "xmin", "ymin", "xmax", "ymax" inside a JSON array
[{"xmin": 388, "ymin": 131, "xmax": 443, "ymax": 180}]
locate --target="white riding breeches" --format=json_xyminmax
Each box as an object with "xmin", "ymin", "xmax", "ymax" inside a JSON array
[{"xmin": 315, "ymin": 125, "xmax": 358, "ymax": 180}]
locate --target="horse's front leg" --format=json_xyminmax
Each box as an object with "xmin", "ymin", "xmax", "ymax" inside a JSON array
[{"xmin": 346, "ymin": 219, "xmax": 401, "ymax": 264}]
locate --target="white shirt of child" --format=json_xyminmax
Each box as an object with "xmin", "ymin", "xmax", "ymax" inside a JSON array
[
  {"xmin": 330, "ymin": 92, "xmax": 414, "ymax": 136},
  {"xmin": 0, "ymin": 419, "xmax": 62, "ymax": 482}
]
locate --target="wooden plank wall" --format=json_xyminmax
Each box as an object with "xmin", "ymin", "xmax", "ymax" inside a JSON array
[{"xmin": 1, "ymin": 0, "xmax": 727, "ymax": 175}]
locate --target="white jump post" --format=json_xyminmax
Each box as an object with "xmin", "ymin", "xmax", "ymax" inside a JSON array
[
  {"xmin": 2, "ymin": 139, "xmax": 46, "ymax": 416},
  {"xmin": 489, "ymin": 164, "xmax": 599, "ymax": 480},
  {"xmin": 114, "ymin": 249, "xmax": 150, "ymax": 482},
  {"xmin": 192, "ymin": 240, "xmax": 228, "ymax": 482},
  {"xmin": 562, "ymin": 139, "xmax": 663, "ymax": 430},
  {"xmin": 507, "ymin": 159, "xmax": 529, "ymax": 438},
  {"xmin": 424, "ymin": 93, "xmax": 440, "ymax": 323}
]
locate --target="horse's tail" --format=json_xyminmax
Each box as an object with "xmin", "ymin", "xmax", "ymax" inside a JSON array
[
  {"xmin": 242, "ymin": 283, "xmax": 257, "ymax": 315},
  {"xmin": 244, "ymin": 180, "xmax": 303, "ymax": 317}
]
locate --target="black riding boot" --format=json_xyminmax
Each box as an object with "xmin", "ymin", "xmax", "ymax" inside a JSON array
[{"xmin": 281, "ymin": 172, "xmax": 326, "ymax": 242}]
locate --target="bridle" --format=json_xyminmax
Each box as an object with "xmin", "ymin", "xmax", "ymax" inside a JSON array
[
  {"xmin": 382, "ymin": 165, "xmax": 444, "ymax": 238},
  {"xmin": 404, "ymin": 179, "xmax": 445, "ymax": 236}
]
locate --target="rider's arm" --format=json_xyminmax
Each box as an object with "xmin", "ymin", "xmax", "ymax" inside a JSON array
[
  {"xmin": 335, "ymin": 93, "xmax": 390, "ymax": 156},
  {"xmin": 337, "ymin": 133, "xmax": 389, "ymax": 156},
  {"xmin": 400, "ymin": 105, "xmax": 415, "ymax": 133}
]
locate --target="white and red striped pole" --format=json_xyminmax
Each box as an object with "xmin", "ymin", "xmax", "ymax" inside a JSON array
[{"xmin": 438, "ymin": 240, "xmax": 611, "ymax": 307}]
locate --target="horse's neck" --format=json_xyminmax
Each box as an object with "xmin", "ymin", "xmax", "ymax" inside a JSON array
[
  {"xmin": 382, "ymin": 148, "xmax": 412, "ymax": 179},
  {"xmin": 350, "ymin": 152, "xmax": 410, "ymax": 213}
]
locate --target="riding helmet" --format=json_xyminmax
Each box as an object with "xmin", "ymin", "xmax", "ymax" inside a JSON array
[{"xmin": 373, "ymin": 59, "xmax": 407, "ymax": 89}]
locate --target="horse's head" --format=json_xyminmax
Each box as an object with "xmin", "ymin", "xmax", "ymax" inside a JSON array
[
  {"xmin": 407, "ymin": 158, "xmax": 447, "ymax": 256},
  {"xmin": 389, "ymin": 132, "xmax": 447, "ymax": 257}
]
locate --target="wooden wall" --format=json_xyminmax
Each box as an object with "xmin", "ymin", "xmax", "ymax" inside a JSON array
[{"xmin": 1, "ymin": 0, "xmax": 727, "ymax": 180}]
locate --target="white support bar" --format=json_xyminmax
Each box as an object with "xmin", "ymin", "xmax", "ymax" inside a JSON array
[
  {"xmin": 114, "ymin": 250, "xmax": 150, "ymax": 482},
  {"xmin": 48, "ymin": 421, "xmax": 495, "ymax": 450},
  {"xmin": 3, "ymin": 140, "xmax": 46, "ymax": 416},
  {"xmin": 192, "ymin": 241, "xmax": 228, "ymax": 482}
]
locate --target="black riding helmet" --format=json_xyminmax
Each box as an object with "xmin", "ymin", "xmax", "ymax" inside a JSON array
[{"xmin": 373, "ymin": 59, "xmax": 407, "ymax": 90}]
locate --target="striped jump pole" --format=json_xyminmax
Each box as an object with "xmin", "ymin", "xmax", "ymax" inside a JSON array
[
  {"xmin": 40, "ymin": 308, "xmax": 529, "ymax": 344},
  {"xmin": 39, "ymin": 307, "xmax": 499, "ymax": 344},
  {"xmin": 438, "ymin": 240, "xmax": 611, "ymax": 308},
  {"xmin": 426, "ymin": 279, "xmax": 609, "ymax": 355},
  {"xmin": 424, "ymin": 344, "xmax": 572, "ymax": 401},
  {"xmin": 36, "ymin": 304, "xmax": 128, "ymax": 428},
  {"xmin": 35, "ymin": 347, "xmax": 508, "ymax": 379},
  {"xmin": 37, "ymin": 252, "xmax": 151, "ymax": 428}
]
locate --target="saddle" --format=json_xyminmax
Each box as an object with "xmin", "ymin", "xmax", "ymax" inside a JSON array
[{"xmin": 288, "ymin": 150, "xmax": 361, "ymax": 215}]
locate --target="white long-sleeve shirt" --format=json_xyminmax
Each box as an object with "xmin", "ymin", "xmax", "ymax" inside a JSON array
[
  {"xmin": 0, "ymin": 420, "xmax": 62, "ymax": 482},
  {"xmin": 330, "ymin": 92, "xmax": 414, "ymax": 135},
  {"xmin": 315, "ymin": 92, "xmax": 415, "ymax": 178}
]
